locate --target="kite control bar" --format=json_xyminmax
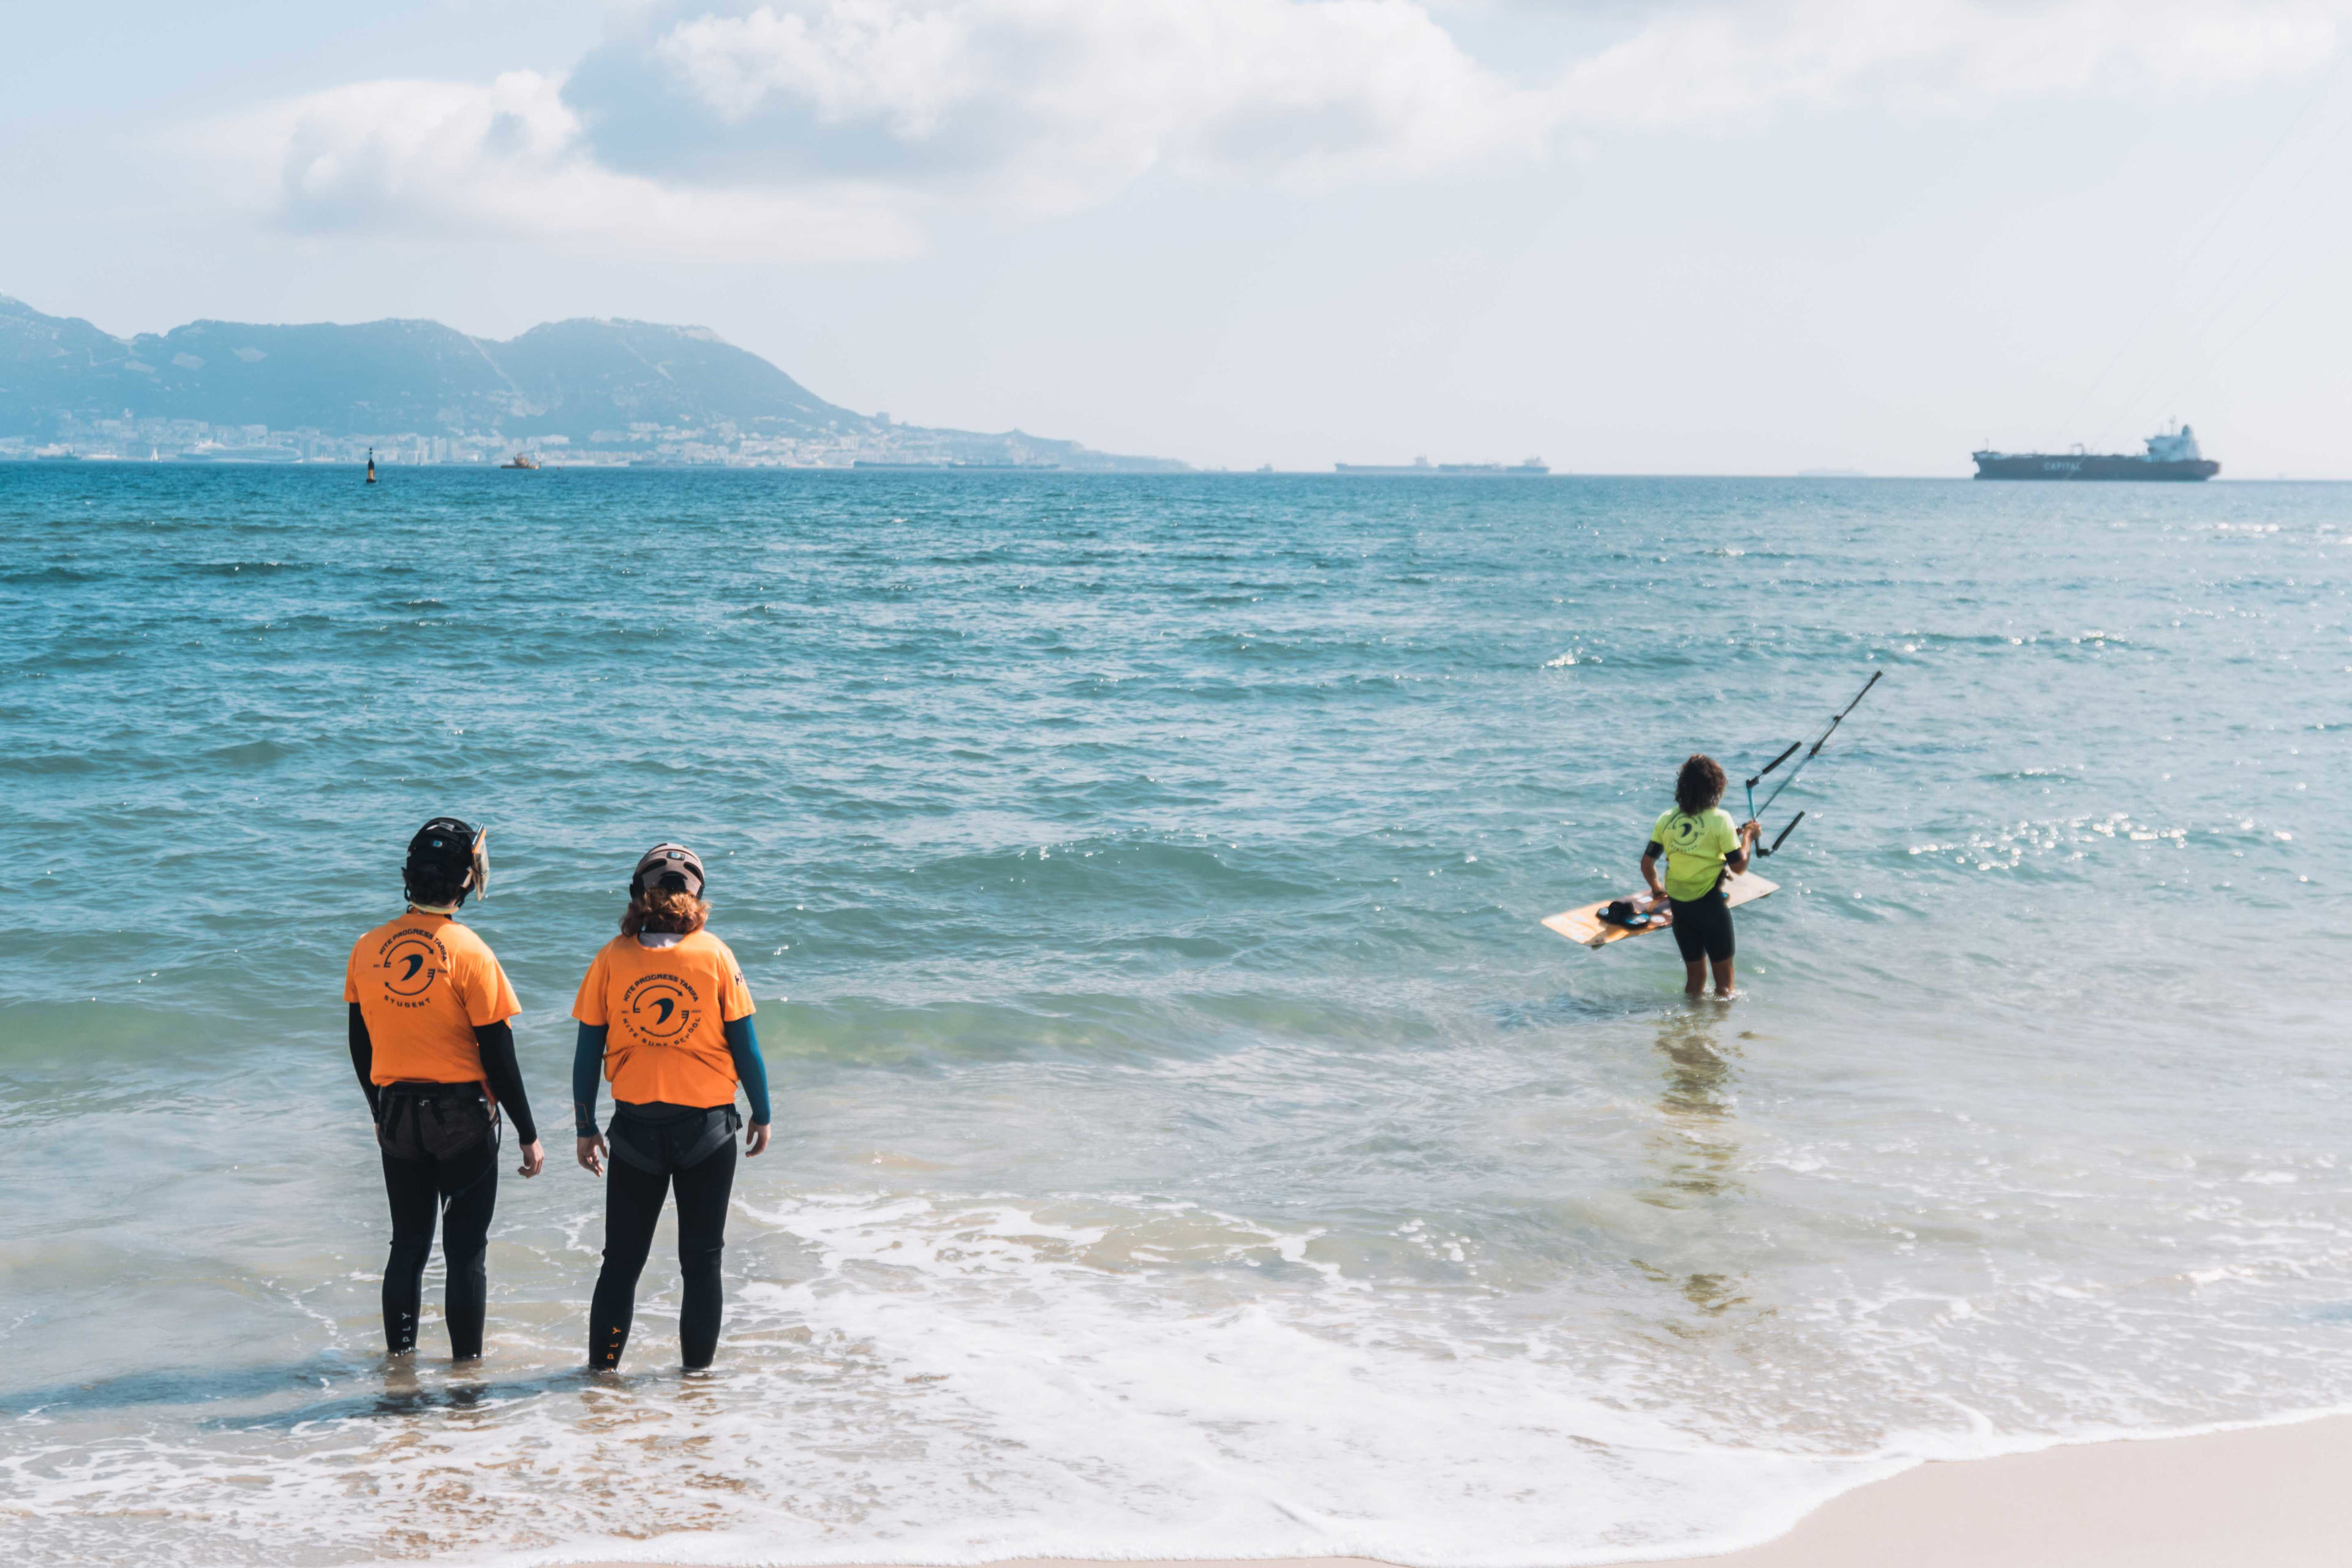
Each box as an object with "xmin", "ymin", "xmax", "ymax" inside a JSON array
[{"xmin": 1745, "ymin": 671, "xmax": 1880, "ymax": 856}]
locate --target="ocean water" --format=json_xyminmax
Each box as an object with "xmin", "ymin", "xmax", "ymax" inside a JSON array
[{"xmin": 0, "ymin": 464, "xmax": 2346, "ymax": 1568}]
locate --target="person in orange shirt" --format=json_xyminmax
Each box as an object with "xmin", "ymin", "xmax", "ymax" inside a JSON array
[
  {"xmin": 345, "ymin": 818, "xmax": 545, "ymax": 1361},
  {"xmin": 571, "ymin": 843, "xmax": 772, "ymax": 1371}
]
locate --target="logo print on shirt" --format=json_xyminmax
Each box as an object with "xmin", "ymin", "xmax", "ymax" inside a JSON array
[
  {"xmin": 620, "ymin": 973, "xmax": 700, "ymax": 1045},
  {"xmin": 380, "ymin": 930, "xmax": 446, "ymax": 1000}
]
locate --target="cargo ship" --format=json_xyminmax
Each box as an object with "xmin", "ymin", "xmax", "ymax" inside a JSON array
[{"xmin": 1972, "ymin": 424, "xmax": 2218, "ymax": 481}]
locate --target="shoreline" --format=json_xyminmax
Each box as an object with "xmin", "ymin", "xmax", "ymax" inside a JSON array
[{"xmin": 545, "ymin": 1411, "xmax": 2352, "ymax": 1568}]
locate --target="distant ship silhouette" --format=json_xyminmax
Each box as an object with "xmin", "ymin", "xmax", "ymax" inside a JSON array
[{"xmin": 1973, "ymin": 424, "xmax": 2218, "ymax": 481}]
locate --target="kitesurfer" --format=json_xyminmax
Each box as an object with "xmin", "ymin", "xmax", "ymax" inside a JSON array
[
  {"xmin": 572, "ymin": 843, "xmax": 772, "ymax": 1371},
  {"xmin": 345, "ymin": 818, "xmax": 544, "ymax": 1360},
  {"xmin": 1642, "ymin": 756, "xmax": 1762, "ymax": 998}
]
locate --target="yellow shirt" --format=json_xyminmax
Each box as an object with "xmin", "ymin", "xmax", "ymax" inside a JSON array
[
  {"xmin": 345, "ymin": 913, "xmax": 521, "ymax": 1083},
  {"xmin": 1651, "ymin": 807, "xmax": 1741, "ymax": 901}
]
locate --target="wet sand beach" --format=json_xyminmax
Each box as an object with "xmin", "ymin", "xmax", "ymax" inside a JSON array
[
  {"xmin": 564, "ymin": 1413, "xmax": 2352, "ymax": 1568},
  {"xmin": 1632, "ymin": 1412, "xmax": 2352, "ymax": 1567}
]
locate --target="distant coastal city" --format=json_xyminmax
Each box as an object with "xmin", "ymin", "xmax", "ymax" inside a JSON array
[
  {"xmin": 1, "ymin": 415, "xmax": 1087, "ymax": 470},
  {"xmin": 6, "ymin": 424, "xmax": 1562, "ymax": 473}
]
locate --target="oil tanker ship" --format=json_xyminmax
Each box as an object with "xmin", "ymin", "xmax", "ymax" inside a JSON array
[{"xmin": 1972, "ymin": 423, "xmax": 2218, "ymax": 481}]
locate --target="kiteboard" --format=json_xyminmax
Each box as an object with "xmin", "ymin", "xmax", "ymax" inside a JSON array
[{"xmin": 1543, "ymin": 872, "xmax": 1779, "ymax": 950}]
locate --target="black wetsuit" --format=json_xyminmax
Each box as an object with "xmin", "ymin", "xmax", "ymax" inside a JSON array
[
  {"xmin": 1667, "ymin": 887, "xmax": 1735, "ymax": 963},
  {"xmin": 589, "ymin": 1102, "xmax": 741, "ymax": 1370},
  {"xmin": 1644, "ymin": 831, "xmax": 1740, "ymax": 965},
  {"xmin": 349, "ymin": 1005, "xmax": 538, "ymax": 1359},
  {"xmin": 575, "ymin": 1015, "xmax": 769, "ymax": 1371}
]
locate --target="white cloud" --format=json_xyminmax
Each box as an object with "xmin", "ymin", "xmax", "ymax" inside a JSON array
[
  {"xmin": 216, "ymin": 0, "xmax": 2348, "ymax": 259},
  {"xmin": 227, "ymin": 69, "xmax": 924, "ymax": 260},
  {"xmin": 641, "ymin": 0, "xmax": 1553, "ymax": 209}
]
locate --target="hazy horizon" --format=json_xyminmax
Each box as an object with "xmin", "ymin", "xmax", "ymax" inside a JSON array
[{"xmin": 7, "ymin": 1, "xmax": 2352, "ymax": 477}]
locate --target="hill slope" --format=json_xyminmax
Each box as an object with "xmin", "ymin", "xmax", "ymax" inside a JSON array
[{"xmin": 0, "ymin": 295, "xmax": 1177, "ymax": 469}]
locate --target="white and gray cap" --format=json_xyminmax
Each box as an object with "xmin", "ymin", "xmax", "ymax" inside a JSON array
[{"xmin": 630, "ymin": 842, "xmax": 706, "ymax": 899}]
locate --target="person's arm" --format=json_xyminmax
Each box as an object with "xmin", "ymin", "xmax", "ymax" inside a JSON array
[
  {"xmin": 1640, "ymin": 840, "xmax": 1667, "ymax": 899},
  {"xmin": 1726, "ymin": 818, "xmax": 1760, "ymax": 877},
  {"xmin": 472, "ymin": 1020, "xmax": 538, "ymax": 1145},
  {"xmin": 455, "ymin": 950, "xmax": 540, "ymax": 1173},
  {"xmin": 723, "ymin": 1016, "xmax": 772, "ymax": 1130},
  {"xmin": 347, "ymin": 1003, "xmax": 381, "ymax": 1118},
  {"xmin": 573, "ymin": 1023, "xmax": 611, "ymax": 1175},
  {"xmin": 714, "ymin": 944, "xmax": 771, "ymax": 1157},
  {"xmin": 572, "ymin": 1024, "xmax": 608, "ymax": 1135}
]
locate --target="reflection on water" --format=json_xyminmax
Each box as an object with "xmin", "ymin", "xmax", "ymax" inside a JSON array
[
  {"xmin": 1645, "ymin": 1008, "xmax": 1743, "ymax": 1207},
  {"xmin": 1636, "ymin": 1009, "xmax": 1754, "ymax": 1321}
]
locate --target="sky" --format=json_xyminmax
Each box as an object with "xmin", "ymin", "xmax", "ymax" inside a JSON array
[{"xmin": 4, "ymin": 0, "xmax": 2351, "ymax": 475}]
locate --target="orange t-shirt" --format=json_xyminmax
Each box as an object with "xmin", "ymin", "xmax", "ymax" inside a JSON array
[
  {"xmin": 572, "ymin": 930, "xmax": 754, "ymax": 1108},
  {"xmin": 345, "ymin": 913, "xmax": 522, "ymax": 1084}
]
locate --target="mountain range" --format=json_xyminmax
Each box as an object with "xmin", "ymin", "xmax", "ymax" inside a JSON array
[{"xmin": 0, "ymin": 294, "xmax": 1178, "ymax": 469}]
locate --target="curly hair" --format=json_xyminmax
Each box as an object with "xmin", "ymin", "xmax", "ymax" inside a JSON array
[
  {"xmin": 1675, "ymin": 753, "xmax": 1727, "ymax": 815},
  {"xmin": 620, "ymin": 888, "xmax": 710, "ymax": 937}
]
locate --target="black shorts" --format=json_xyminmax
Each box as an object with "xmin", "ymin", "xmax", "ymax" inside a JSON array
[{"xmin": 1668, "ymin": 891, "xmax": 1735, "ymax": 963}]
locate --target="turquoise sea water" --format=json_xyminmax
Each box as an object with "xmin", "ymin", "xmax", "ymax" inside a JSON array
[{"xmin": 0, "ymin": 465, "xmax": 2346, "ymax": 1566}]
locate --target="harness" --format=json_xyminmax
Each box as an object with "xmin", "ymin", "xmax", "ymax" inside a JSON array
[
  {"xmin": 608, "ymin": 1102, "xmax": 741, "ymax": 1174},
  {"xmin": 377, "ymin": 1080, "xmax": 501, "ymax": 1166}
]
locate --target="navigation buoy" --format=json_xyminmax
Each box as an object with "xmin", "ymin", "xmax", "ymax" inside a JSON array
[{"xmin": 366, "ymin": 447, "xmax": 377, "ymax": 485}]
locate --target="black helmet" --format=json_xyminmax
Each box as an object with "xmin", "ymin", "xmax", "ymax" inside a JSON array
[
  {"xmin": 630, "ymin": 842, "xmax": 705, "ymax": 899},
  {"xmin": 405, "ymin": 817, "xmax": 488, "ymax": 907}
]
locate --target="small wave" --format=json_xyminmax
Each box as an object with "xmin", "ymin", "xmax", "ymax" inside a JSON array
[
  {"xmin": 0, "ymin": 1355, "xmax": 361, "ymax": 1419},
  {"xmin": 202, "ymin": 739, "xmax": 297, "ymax": 767},
  {"xmin": 0, "ymin": 751, "xmax": 104, "ymax": 775},
  {"xmin": 906, "ymin": 836, "xmax": 1325, "ymax": 907},
  {"xmin": 188, "ymin": 560, "xmax": 302, "ymax": 577},
  {"xmin": 0, "ymin": 566, "xmax": 100, "ymax": 586}
]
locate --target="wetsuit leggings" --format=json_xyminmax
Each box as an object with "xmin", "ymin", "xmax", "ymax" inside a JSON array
[
  {"xmin": 590, "ymin": 1137, "xmax": 737, "ymax": 1370},
  {"xmin": 380, "ymin": 1139, "xmax": 498, "ymax": 1359},
  {"xmin": 1669, "ymin": 889, "xmax": 1736, "ymax": 963}
]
